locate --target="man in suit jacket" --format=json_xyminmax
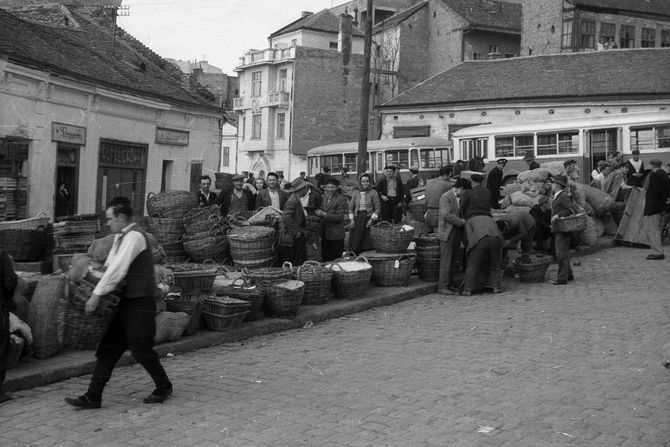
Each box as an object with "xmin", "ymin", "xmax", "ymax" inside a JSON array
[
  {"xmin": 377, "ymin": 165, "xmax": 404, "ymax": 223},
  {"xmin": 315, "ymin": 176, "xmax": 349, "ymax": 261},
  {"xmin": 279, "ymin": 177, "xmax": 310, "ymax": 266},
  {"xmin": 643, "ymin": 159, "xmax": 670, "ymax": 260},
  {"xmin": 196, "ymin": 175, "xmax": 218, "ymax": 208},
  {"xmin": 437, "ymin": 178, "xmax": 470, "ymax": 295},
  {"xmin": 486, "ymin": 158, "xmax": 507, "ymax": 209},
  {"xmin": 551, "ymin": 174, "xmax": 581, "ymax": 285},
  {"xmin": 459, "ymin": 173, "xmax": 491, "ymax": 220},
  {"xmin": 255, "ymin": 172, "xmax": 288, "ymax": 210},
  {"xmin": 404, "ymin": 166, "xmax": 425, "ymax": 205},
  {"xmin": 216, "ymin": 174, "xmax": 254, "ymax": 216}
]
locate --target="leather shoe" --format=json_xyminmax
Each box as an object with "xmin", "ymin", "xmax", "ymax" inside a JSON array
[
  {"xmin": 552, "ymin": 280, "xmax": 567, "ymax": 285},
  {"xmin": 646, "ymin": 254, "xmax": 665, "ymax": 260},
  {"xmin": 438, "ymin": 288, "xmax": 457, "ymax": 295},
  {"xmin": 65, "ymin": 394, "xmax": 101, "ymax": 409},
  {"xmin": 567, "ymin": 274, "xmax": 575, "ymax": 281},
  {"xmin": 143, "ymin": 387, "xmax": 173, "ymax": 404}
]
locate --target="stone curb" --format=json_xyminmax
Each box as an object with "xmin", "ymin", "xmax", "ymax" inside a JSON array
[{"xmin": 4, "ymin": 236, "xmax": 614, "ymax": 393}]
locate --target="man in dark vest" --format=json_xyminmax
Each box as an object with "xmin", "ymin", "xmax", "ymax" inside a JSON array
[
  {"xmin": 196, "ymin": 175, "xmax": 218, "ymax": 207},
  {"xmin": 217, "ymin": 174, "xmax": 254, "ymax": 216},
  {"xmin": 65, "ymin": 197, "xmax": 172, "ymax": 409}
]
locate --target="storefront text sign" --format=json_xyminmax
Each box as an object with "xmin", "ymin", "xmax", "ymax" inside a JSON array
[
  {"xmin": 156, "ymin": 127, "xmax": 189, "ymax": 146},
  {"xmin": 52, "ymin": 122, "xmax": 86, "ymax": 145}
]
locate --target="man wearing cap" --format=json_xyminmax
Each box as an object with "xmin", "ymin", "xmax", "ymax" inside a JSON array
[
  {"xmin": 377, "ymin": 165, "xmax": 404, "ymax": 223},
  {"xmin": 550, "ymin": 174, "xmax": 580, "ymax": 285},
  {"xmin": 529, "ymin": 195, "xmax": 553, "ymax": 251},
  {"xmin": 459, "ymin": 173, "xmax": 491, "ymax": 220},
  {"xmin": 643, "ymin": 159, "xmax": 670, "ymax": 260},
  {"xmin": 625, "ymin": 149, "xmax": 646, "ymax": 187},
  {"xmin": 404, "ymin": 166, "xmax": 425, "ymax": 205},
  {"xmin": 315, "ymin": 166, "xmax": 331, "ymax": 190},
  {"xmin": 424, "ymin": 166, "xmax": 453, "ymax": 232},
  {"xmin": 314, "ymin": 176, "xmax": 349, "ymax": 261},
  {"xmin": 437, "ymin": 178, "xmax": 470, "ymax": 295},
  {"xmin": 216, "ymin": 174, "xmax": 254, "ymax": 216},
  {"xmin": 523, "ymin": 152, "xmax": 540, "ymax": 170},
  {"xmin": 279, "ymin": 177, "xmax": 311, "ymax": 266},
  {"xmin": 486, "ymin": 158, "xmax": 507, "ymax": 209}
]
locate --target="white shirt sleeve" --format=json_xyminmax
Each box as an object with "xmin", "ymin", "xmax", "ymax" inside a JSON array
[{"xmin": 93, "ymin": 231, "xmax": 147, "ymax": 296}]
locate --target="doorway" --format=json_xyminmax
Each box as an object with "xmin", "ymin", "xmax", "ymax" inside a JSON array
[
  {"xmin": 589, "ymin": 128, "xmax": 618, "ymax": 175},
  {"xmin": 96, "ymin": 140, "xmax": 147, "ymax": 217},
  {"xmin": 55, "ymin": 145, "xmax": 79, "ymax": 217}
]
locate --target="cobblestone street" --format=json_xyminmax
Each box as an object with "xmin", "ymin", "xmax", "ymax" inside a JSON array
[{"xmin": 1, "ymin": 246, "xmax": 669, "ymax": 446}]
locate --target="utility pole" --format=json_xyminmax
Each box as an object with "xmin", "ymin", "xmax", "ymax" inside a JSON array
[{"xmin": 357, "ymin": 0, "xmax": 373, "ymax": 176}]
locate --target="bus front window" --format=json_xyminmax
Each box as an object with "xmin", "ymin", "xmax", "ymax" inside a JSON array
[
  {"xmin": 419, "ymin": 148, "xmax": 436, "ymax": 168},
  {"xmin": 385, "ymin": 150, "xmax": 409, "ymax": 168},
  {"xmin": 320, "ymin": 155, "xmax": 343, "ymax": 173},
  {"xmin": 309, "ymin": 157, "xmax": 319, "ymax": 177}
]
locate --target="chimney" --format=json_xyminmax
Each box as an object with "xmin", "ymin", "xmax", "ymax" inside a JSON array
[
  {"xmin": 338, "ymin": 13, "xmax": 353, "ymax": 63},
  {"xmin": 301, "ymin": 11, "xmax": 313, "ymax": 18}
]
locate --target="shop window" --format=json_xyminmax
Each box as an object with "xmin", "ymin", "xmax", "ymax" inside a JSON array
[{"xmin": 561, "ymin": 19, "xmax": 573, "ymax": 48}]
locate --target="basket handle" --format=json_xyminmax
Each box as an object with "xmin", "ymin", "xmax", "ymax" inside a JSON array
[
  {"xmin": 202, "ymin": 259, "xmax": 215, "ymax": 266},
  {"xmin": 373, "ymin": 220, "xmax": 394, "ymax": 229},
  {"xmin": 147, "ymin": 192, "xmax": 156, "ymax": 200},
  {"xmin": 282, "ymin": 261, "xmax": 294, "ymax": 271},
  {"xmin": 355, "ymin": 255, "xmax": 369, "ymax": 264},
  {"xmin": 37, "ymin": 211, "xmax": 49, "ymax": 218},
  {"xmin": 296, "ymin": 264, "xmax": 320, "ymax": 280},
  {"xmin": 230, "ymin": 277, "xmax": 250, "ymax": 287},
  {"xmin": 325, "ymin": 262, "xmax": 343, "ymax": 272}
]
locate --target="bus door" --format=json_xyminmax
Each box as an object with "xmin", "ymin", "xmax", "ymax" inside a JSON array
[{"xmin": 588, "ymin": 128, "xmax": 618, "ymax": 174}]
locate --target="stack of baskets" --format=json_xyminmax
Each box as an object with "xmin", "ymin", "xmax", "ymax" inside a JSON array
[
  {"xmin": 212, "ymin": 275, "xmax": 264, "ymax": 321},
  {"xmin": 183, "ymin": 207, "xmax": 229, "ymax": 263},
  {"xmin": 245, "ymin": 262, "xmax": 297, "ymax": 317},
  {"xmin": 228, "ymin": 226, "xmax": 276, "ymax": 269},
  {"xmin": 53, "ymin": 214, "xmax": 101, "ymax": 258},
  {"xmin": 0, "ymin": 212, "xmax": 50, "ymax": 261},
  {"xmin": 146, "ymin": 190, "xmax": 199, "ymax": 219},
  {"xmin": 325, "ymin": 253, "xmax": 372, "ymax": 300},
  {"xmin": 370, "ymin": 221, "xmax": 415, "ymax": 253},
  {"xmin": 360, "ymin": 251, "xmax": 416, "ymax": 287},
  {"xmin": 165, "ymin": 263, "xmax": 217, "ymax": 335},
  {"xmin": 294, "ymin": 261, "xmax": 333, "ymax": 305},
  {"xmin": 413, "ymin": 234, "xmax": 441, "ymax": 282},
  {"xmin": 147, "ymin": 217, "xmax": 186, "ymax": 263},
  {"xmin": 200, "ymin": 296, "xmax": 250, "ymax": 332}
]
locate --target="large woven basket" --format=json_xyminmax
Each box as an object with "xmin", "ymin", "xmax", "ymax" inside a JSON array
[
  {"xmin": 0, "ymin": 212, "xmax": 49, "ymax": 231},
  {"xmin": 361, "ymin": 251, "xmax": 417, "ymax": 287},
  {"xmin": 233, "ymin": 255, "xmax": 276, "ymax": 270},
  {"xmin": 551, "ymin": 212, "xmax": 587, "ymax": 233},
  {"xmin": 184, "ymin": 206, "xmax": 221, "ymax": 228},
  {"xmin": 513, "ymin": 256, "xmax": 551, "ymax": 283},
  {"xmin": 167, "ymin": 263, "xmax": 217, "ymax": 293},
  {"xmin": 294, "ymin": 261, "xmax": 333, "ymax": 305},
  {"xmin": 414, "ymin": 235, "xmax": 440, "ymax": 282},
  {"xmin": 183, "ymin": 224, "xmax": 228, "ymax": 263},
  {"xmin": 414, "ymin": 234, "xmax": 440, "ymax": 248},
  {"xmin": 325, "ymin": 253, "xmax": 372, "ymax": 300},
  {"xmin": 201, "ymin": 296, "xmax": 252, "ymax": 316},
  {"xmin": 64, "ymin": 280, "xmax": 120, "ymax": 350},
  {"xmin": 212, "ymin": 277, "xmax": 264, "ymax": 321},
  {"xmin": 147, "ymin": 217, "xmax": 184, "ymax": 244},
  {"xmin": 146, "ymin": 190, "xmax": 199, "ymax": 219},
  {"xmin": 245, "ymin": 262, "xmax": 294, "ymax": 290},
  {"xmin": 54, "ymin": 233, "xmax": 95, "ymax": 251},
  {"xmin": 228, "ymin": 226, "xmax": 275, "ymax": 251},
  {"xmin": 202, "ymin": 310, "xmax": 248, "ymax": 332},
  {"xmin": 0, "ymin": 228, "xmax": 46, "ymax": 261},
  {"xmin": 370, "ymin": 221, "xmax": 414, "ymax": 253},
  {"xmin": 264, "ymin": 279, "xmax": 304, "ymax": 318}
]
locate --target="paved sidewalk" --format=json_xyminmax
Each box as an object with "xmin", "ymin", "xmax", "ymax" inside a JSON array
[{"xmin": 5, "ymin": 236, "xmax": 615, "ymax": 393}]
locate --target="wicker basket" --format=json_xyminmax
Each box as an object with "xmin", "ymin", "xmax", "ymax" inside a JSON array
[
  {"xmin": 52, "ymin": 219, "xmax": 101, "ymax": 236},
  {"xmin": 513, "ymin": 256, "xmax": 551, "ymax": 283},
  {"xmin": 147, "ymin": 217, "xmax": 184, "ymax": 244},
  {"xmin": 64, "ymin": 280, "xmax": 120, "ymax": 350},
  {"xmin": 370, "ymin": 221, "xmax": 414, "ymax": 253},
  {"xmin": 248, "ymin": 207, "xmax": 282, "ymax": 226},
  {"xmin": 361, "ymin": 251, "xmax": 417, "ymax": 287},
  {"xmin": 294, "ymin": 261, "xmax": 333, "ymax": 305},
  {"xmin": 233, "ymin": 255, "xmax": 276, "ymax": 270},
  {"xmin": 184, "ymin": 206, "xmax": 221, "ymax": 227},
  {"xmin": 167, "ymin": 264, "xmax": 217, "ymax": 293},
  {"xmin": 414, "ymin": 236, "xmax": 440, "ymax": 282},
  {"xmin": 201, "ymin": 296, "xmax": 252, "ymax": 316},
  {"xmin": 146, "ymin": 190, "xmax": 199, "ymax": 220},
  {"xmin": 212, "ymin": 277, "xmax": 264, "ymax": 321},
  {"xmin": 230, "ymin": 246, "xmax": 276, "ymax": 262},
  {"xmin": 551, "ymin": 212, "xmax": 588, "ymax": 233},
  {"xmin": 264, "ymin": 279, "xmax": 304, "ymax": 318},
  {"xmin": 54, "ymin": 233, "xmax": 95, "ymax": 251},
  {"xmin": 245, "ymin": 262, "xmax": 294, "ymax": 290},
  {"xmin": 0, "ymin": 212, "xmax": 49, "ymax": 231},
  {"xmin": 228, "ymin": 226, "xmax": 275, "ymax": 250},
  {"xmin": 325, "ymin": 254, "xmax": 372, "ymax": 300},
  {"xmin": 183, "ymin": 224, "xmax": 228, "ymax": 263},
  {"xmin": 414, "ymin": 234, "xmax": 440, "ymax": 248},
  {"xmin": 202, "ymin": 310, "xmax": 248, "ymax": 332},
  {"xmin": 0, "ymin": 228, "xmax": 46, "ymax": 261},
  {"xmin": 165, "ymin": 297, "xmax": 201, "ymax": 336}
]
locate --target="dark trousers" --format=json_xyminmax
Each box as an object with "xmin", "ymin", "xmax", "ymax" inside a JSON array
[
  {"xmin": 555, "ymin": 232, "xmax": 573, "ymax": 282},
  {"xmin": 381, "ymin": 198, "xmax": 402, "ymax": 223},
  {"xmin": 0, "ymin": 307, "xmax": 8, "ymax": 392},
  {"xmin": 438, "ymin": 228, "xmax": 463, "ymax": 290},
  {"xmin": 278, "ymin": 235, "xmax": 306, "ymax": 267},
  {"xmin": 463, "ymin": 236, "xmax": 502, "ymax": 293},
  {"xmin": 322, "ymin": 239, "xmax": 345, "ymax": 262},
  {"xmin": 349, "ymin": 212, "xmax": 373, "ymax": 255},
  {"xmin": 87, "ymin": 296, "xmax": 171, "ymax": 400},
  {"xmin": 424, "ymin": 209, "xmax": 439, "ymax": 233}
]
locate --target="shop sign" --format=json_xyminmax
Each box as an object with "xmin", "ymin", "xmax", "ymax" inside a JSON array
[
  {"xmin": 52, "ymin": 122, "xmax": 86, "ymax": 145},
  {"xmin": 156, "ymin": 127, "xmax": 189, "ymax": 146}
]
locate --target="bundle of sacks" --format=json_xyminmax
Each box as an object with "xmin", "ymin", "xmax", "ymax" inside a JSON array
[{"xmin": 499, "ymin": 161, "xmax": 618, "ymax": 247}]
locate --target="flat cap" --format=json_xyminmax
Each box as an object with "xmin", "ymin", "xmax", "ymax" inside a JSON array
[
  {"xmin": 470, "ymin": 173, "xmax": 485, "ymax": 182},
  {"xmin": 649, "ymin": 159, "xmax": 663, "ymax": 167},
  {"xmin": 232, "ymin": 174, "xmax": 244, "ymax": 181}
]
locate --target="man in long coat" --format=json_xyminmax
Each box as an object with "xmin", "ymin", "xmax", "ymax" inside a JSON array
[
  {"xmin": 437, "ymin": 178, "xmax": 470, "ymax": 295},
  {"xmin": 486, "ymin": 158, "xmax": 507, "ymax": 209}
]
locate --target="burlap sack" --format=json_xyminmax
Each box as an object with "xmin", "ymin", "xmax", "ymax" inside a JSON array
[
  {"xmin": 27, "ymin": 274, "xmax": 68, "ymax": 359},
  {"xmin": 154, "ymin": 311, "xmax": 190, "ymax": 344}
]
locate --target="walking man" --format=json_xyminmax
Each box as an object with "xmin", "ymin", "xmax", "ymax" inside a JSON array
[
  {"xmin": 66, "ymin": 197, "xmax": 172, "ymax": 409},
  {"xmin": 551, "ymin": 174, "xmax": 580, "ymax": 285},
  {"xmin": 643, "ymin": 159, "xmax": 670, "ymax": 260}
]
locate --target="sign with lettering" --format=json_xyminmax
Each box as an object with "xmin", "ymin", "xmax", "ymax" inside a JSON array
[
  {"xmin": 52, "ymin": 122, "xmax": 86, "ymax": 145},
  {"xmin": 155, "ymin": 127, "xmax": 189, "ymax": 146}
]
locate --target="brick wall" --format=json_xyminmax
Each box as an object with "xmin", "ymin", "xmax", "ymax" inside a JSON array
[
  {"xmin": 397, "ymin": 5, "xmax": 429, "ymax": 94},
  {"xmin": 521, "ymin": 0, "xmax": 567, "ymax": 56},
  {"xmin": 291, "ymin": 47, "xmax": 365, "ymax": 156},
  {"xmin": 425, "ymin": 0, "xmax": 468, "ymax": 78}
]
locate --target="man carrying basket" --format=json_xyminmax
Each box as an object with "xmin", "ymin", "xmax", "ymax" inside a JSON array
[
  {"xmin": 550, "ymin": 174, "xmax": 580, "ymax": 285},
  {"xmin": 65, "ymin": 197, "xmax": 173, "ymax": 409}
]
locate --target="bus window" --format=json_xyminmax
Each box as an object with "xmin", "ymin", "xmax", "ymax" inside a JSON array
[
  {"xmin": 320, "ymin": 155, "xmax": 343, "ymax": 172},
  {"xmin": 436, "ymin": 148, "xmax": 451, "ymax": 166},
  {"xmin": 385, "ymin": 150, "xmax": 409, "ymax": 168},
  {"xmin": 495, "ymin": 134, "xmax": 533, "ymax": 158},
  {"xmin": 537, "ymin": 131, "xmax": 578, "ymax": 155},
  {"xmin": 309, "ymin": 157, "xmax": 319, "ymax": 177},
  {"xmin": 419, "ymin": 148, "xmax": 436, "ymax": 168},
  {"xmin": 630, "ymin": 127, "xmax": 655, "ymax": 151},
  {"xmin": 410, "ymin": 149, "xmax": 419, "ymax": 168},
  {"xmin": 344, "ymin": 153, "xmax": 357, "ymax": 173},
  {"xmin": 461, "ymin": 138, "xmax": 487, "ymax": 160},
  {"xmin": 377, "ymin": 153, "xmax": 383, "ymax": 172}
]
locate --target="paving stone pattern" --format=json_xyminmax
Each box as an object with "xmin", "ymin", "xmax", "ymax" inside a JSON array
[{"xmin": 1, "ymin": 246, "xmax": 669, "ymax": 446}]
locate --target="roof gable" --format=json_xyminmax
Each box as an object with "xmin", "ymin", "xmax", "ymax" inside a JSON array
[
  {"xmin": 373, "ymin": 1, "xmax": 428, "ymax": 32},
  {"xmin": 381, "ymin": 49, "xmax": 670, "ymax": 108},
  {"xmin": 441, "ymin": 0, "xmax": 521, "ymax": 32},
  {"xmin": 270, "ymin": 9, "xmax": 365, "ymax": 38}
]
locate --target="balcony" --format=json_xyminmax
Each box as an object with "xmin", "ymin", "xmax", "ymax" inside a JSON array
[
  {"xmin": 236, "ymin": 47, "xmax": 296, "ymax": 70},
  {"xmin": 267, "ymin": 91, "xmax": 290, "ymax": 108},
  {"xmin": 233, "ymin": 97, "xmax": 246, "ymax": 111}
]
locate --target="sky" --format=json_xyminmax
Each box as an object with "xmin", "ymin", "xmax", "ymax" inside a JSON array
[{"xmin": 118, "ymin": 0, "xmax": 351, "ymax": 74}]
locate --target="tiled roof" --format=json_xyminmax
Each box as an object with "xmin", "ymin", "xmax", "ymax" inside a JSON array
[
  {"xmin": 380, "ymin": 48, "xmax": 670, "ymax": 108},
  {"xmin": 441, "ymin": 0, "xmax": 521, "ymax": 32},
  {"xmin": 0, "ymin": 8, "xmax": 220, "ymax": 111},
  {"xmin": 269, "ymin": 9, "xmax": 365, "ymax": 38},
  {"xmin": 5, "ymin": 3, "xmax": 80, "ymax": 28},
  {"xmin": 373, "ymin": 1, "xmax": 427, "ymax": 32},
  {"xmin": 569, "ymin": 0, "xmax": 670, "ymax": 18}
]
